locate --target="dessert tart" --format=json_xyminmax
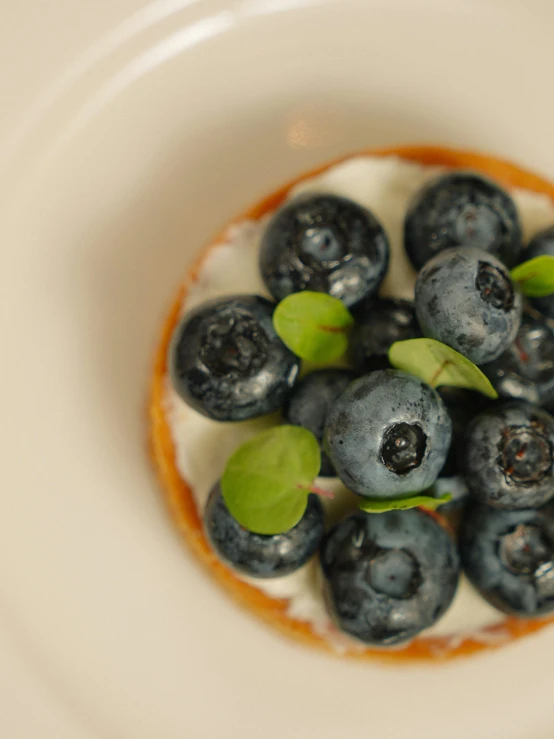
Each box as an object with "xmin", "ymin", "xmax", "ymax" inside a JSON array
[{"xmin": 150, "ymin": 145, "xmax": 554, "ymax": 661}]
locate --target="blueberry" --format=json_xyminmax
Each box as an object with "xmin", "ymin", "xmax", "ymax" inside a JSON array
[
  {"xmin": 204, "ymin": 483, "xmax": 325, "ymax": 578},
  {"xmin": 523, "ymin": 225, "xmax": 554, "ymax": 319},
  {"xmin": 461, "ymin": 401, "xmax": 554, "ymax": 509},
  {"xmin": 324, "ymin": 370, "xmax": 451, "ymax": 498},
  {"xmin": 415, "ymin": 247, "xmax": 522, "ymax": 364},
  {"xmin": 349, "ymin": 298, "xmax": 421, "ymax": 373},
  {"xmin": 259, "ymin": 194, "xmax": 389, "ymax": 308},
  {"xmin": 460, "ymin": 502, "xmax": 554, "ymax": 616},
  {"xmin": 481, "ymin": 312, "xmax": 554, "ymax": 407},
  {"xmin": 404, "ymin": 170, "xmax": 522, "ymax": 270},
  {"xmin": 169, "ymin": 295, "xmax": 300, "ymax": 421},
  {"xmin": 283, "ymin": 369, "xmax": 356, "ymax": 477},
  {"xmin": 437, "ymin": 387, "xmax": 493, "ymax": 477},
  {"xmin": 320, "ymin": 509, "xmax": 460, "ymax": 646}
]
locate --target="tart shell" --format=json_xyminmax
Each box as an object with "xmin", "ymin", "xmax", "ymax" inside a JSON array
[{"xmin": 149, "ymin": 145, "xmax": 554, "ymax": 662}]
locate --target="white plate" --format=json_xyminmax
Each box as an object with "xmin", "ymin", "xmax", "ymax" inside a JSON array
[{"xmin": 1, "ymin": 0, "xmax": 554, "ymax": 737}]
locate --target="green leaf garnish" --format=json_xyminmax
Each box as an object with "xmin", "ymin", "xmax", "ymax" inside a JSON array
[
  {"xmin": 510, "ymin": 255, "xmax": 554, "ymax": 297},
  {"xmin": 273, "ymin": 292, "xmax": 354, "ymax": 362},
  {"xmin": 221, "ymin": 425, "xmax": 324, "ymax": 535},
  {"xmin": 358, "ymin": 492, "xmax": 452, "ymax": 514},
  {"xmin": 388, "ymin": 338, "xmax": 498, "ymax": 399}
]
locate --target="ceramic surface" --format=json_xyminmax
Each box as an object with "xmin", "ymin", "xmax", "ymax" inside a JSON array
[{"xmin": 1, "ymin": 1, "xmax": 554, "ymax": 737}]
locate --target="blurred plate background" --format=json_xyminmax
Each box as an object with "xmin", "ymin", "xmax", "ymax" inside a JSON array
[{"xmin": 1, "ymin": 1, "xmax": 554, "ymax": 737}]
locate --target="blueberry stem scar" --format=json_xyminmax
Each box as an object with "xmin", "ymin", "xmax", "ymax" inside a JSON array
[
  {"xmin": 429, "ymin": 359, "xmax": 453, "ymax": 388},
  {"xmin": 297, "ymin": 483, "xmax": 335, "ymax": 499},
  {"xmin": 515, "ymin": 444, "xmax": 528, "ymax": 461}
]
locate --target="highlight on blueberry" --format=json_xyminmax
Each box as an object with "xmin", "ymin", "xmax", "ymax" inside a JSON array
[
  {"xmin": 283, "ymin": 369, "xmax": 356, "ymax": 477},
  {"xmin": 324, "ymin": 370, "xmax": 452, "ymax": 498},
  {"xmin": 460, "ymin": 502, "xmax": 554, "ymax": 617},
  {"xmin": 205, "ymin": 483, "xmax": 325, "ymax": 578},
  {"xmin": 168, "ymin": 295, "xmax": 300, "ymax": 421},
  {"xmin": 415, "ymin": 246, "xmax": 522, "ymax": 364},
  {"xmin": 404, "ymin": 170, "xmax": 522, "ymax": 269},
  {"xmin": 259, "ymin": 194, "xmax": 390, "ymax": 308},
  {"xmin": 320, "ymin": 509, "xmax": 460, "ymax": 646},
  {"xmin": 461, "ymin": 401, "xmax": 554, "ymax": 510}
]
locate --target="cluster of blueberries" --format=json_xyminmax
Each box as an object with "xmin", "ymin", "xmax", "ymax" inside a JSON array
[{"xmin": 169, "ymin": 171, "xmax": 554, "ymax": 646}]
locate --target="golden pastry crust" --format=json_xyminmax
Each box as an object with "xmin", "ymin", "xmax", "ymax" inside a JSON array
[{"xmin": 149, "ymin": 145, "xmax": 554, "ymax": 662}]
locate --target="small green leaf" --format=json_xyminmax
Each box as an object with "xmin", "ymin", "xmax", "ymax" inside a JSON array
[
  {"xmin": 389, "ymin": 338, "xmax": 498, "ymax": 399},
  {"xmin": 359, "ymin": 492, "xmax": 452, "ymax": 514},
  {"xmin": 273, "ymin": 291, "xmax": 354, "ymax": 362},
  {"xmin": 510, "ymin": 255, "xmax": 554, "ymax": 297},
  {"xmin": 221, "ymin": 425, "xmax": 321, "ymax": 535}
]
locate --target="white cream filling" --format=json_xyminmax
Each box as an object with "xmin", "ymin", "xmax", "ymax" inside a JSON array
[{"xmin": 163, "ymin": 155, "xmax": 554, "ymax": 647}]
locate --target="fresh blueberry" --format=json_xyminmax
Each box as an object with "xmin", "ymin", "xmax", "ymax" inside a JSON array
[
  {"xmin": 259, "ymin": 194, "xmax": 389, "ymax": 308},
  {"xmin": 204, "ymin": 483, "xmax": 325, "ymax": 578},
  {"xmin": 283, "ymin": 369, "xmax": 356, "ymax": 477},
  {"xmin": 349, "ymin": 298, "xmax": 421, "ymax": 373},
  {"xmin": 320, "ymin": 509, "xmax": 460, "ymax": 646},
  {"xmin": 404, "ymin": 170, "xmax": 522, "ymax": 270},
  {"xmin": 460, "ymin": 502, "xmax": 554, "ymax": 617},
  {"xmin": 523, "ymin": 225, "xmax": 554, "ymax": 319},
  {"xmin": 324, "ymin": 370, "xmax": 451, "ymax": 498},
  {"xmin": 437, "ymin": 386, "xmax": 493, "ymax": 477},
  {"xmin": 481, "ymin": 312, "xmax": 554, "ymax": 407},
  {"xmin": 415, "ymin": 246, "xmax": 522, "ymax": 364},
  {"xmin": 461, "ymin": 401, "xmax": 554, "ymax": 509},
  {"xmin": 169, "ymin": 295, "xmax": 300, "ymax": 421}
]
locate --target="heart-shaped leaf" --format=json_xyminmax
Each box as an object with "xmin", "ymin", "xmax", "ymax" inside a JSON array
[
  {"xmin": 273, "ymin": 291, "xmax": 354, "ymax": 363},
  {"xmin": 358, "ymin": 492, "xmax": 452, "ymax": 514},
  {"xmin": 221, "ymin": 425, "xmax": 323, "ymax": 535},
  {"xmin": 389, "ymin": 338, "xmax": 498, "ymax": 399},
  {"xmin": 511, "ymin": 255, "xmax": 554, "ymax": 297}
]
